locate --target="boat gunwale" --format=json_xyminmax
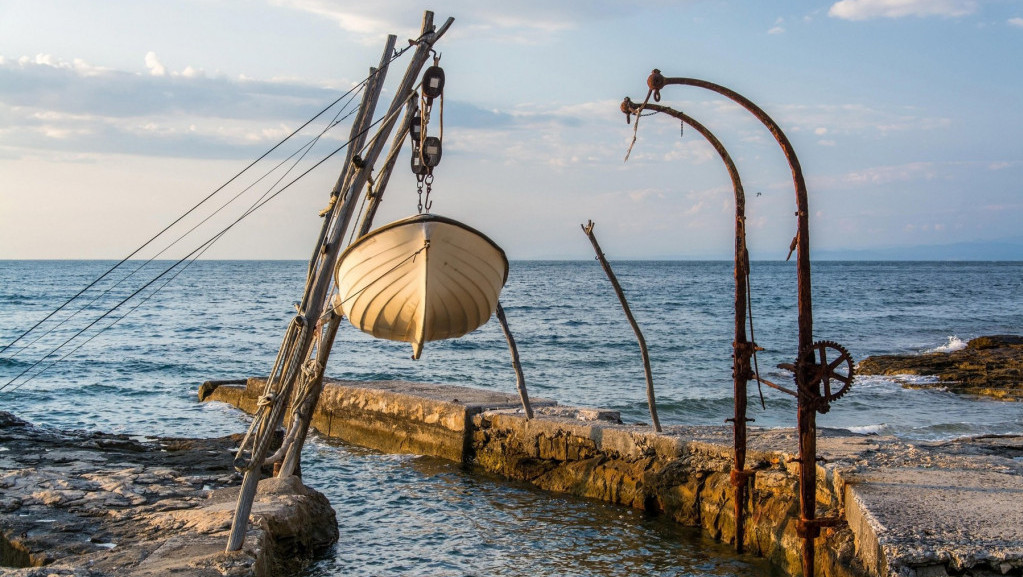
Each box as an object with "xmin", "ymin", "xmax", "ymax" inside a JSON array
[{"xmin": 337, "ymin": 213, "xmax": 510, "ymax": 285}]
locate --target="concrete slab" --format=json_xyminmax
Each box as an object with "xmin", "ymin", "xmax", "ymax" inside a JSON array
[{"xmin": 845, "ymin": 467, "xmax": 1023, "ymax": 577}]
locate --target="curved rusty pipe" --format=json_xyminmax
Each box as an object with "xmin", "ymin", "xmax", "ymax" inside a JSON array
[
  {"xmin": 645, "ymin": 71, "xmax": 812, "ymax": 349},
  {"xmin": 642, "ymin": 70, "xmax": 820, "ymax": 577},
  {"xmin": 621, "ymin": 98, "xmax": 754, "ymax": 553}
]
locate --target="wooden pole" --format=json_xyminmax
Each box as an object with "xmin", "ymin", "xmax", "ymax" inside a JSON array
[
  {"xmin": 357, "ymin": 105, "xmax": 413, "ymax": 238},
  {"xmin": 225, "ymin": 13, "xmax": 454, "ymax": 551},
  {"xmin": 495, "ymin": 301, "xmax": 533, "ymax": 419},
  {"xmin": 580, "ymin": 220, "xmax": 661, "ymax": 432},
  {"xmin": 276, "ymin": 13, "xmax": 454, "ymax": 477},
  {"xmin": 303, "ymin": 36, "xmax": 396, "ymax": 297}
]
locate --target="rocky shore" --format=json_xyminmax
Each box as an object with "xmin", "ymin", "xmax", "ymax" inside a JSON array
[
  {"xmin": 0, "ymin": 412, "xmax": 337, "ymax": 577},
  {"xmin": 858, "ymin": 335, "xmax": 1023, "ymax": 400}
]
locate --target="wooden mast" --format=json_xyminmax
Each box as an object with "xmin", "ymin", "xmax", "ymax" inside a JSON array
[{"xmin": 225, "ymin": 11, "xmax": 454, "ymax": 552}]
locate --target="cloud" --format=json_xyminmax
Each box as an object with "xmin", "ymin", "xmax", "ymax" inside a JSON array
[
  {"xmin": 828, "ymin": 0, "xmax": 977, "ymax": 20},
  {"xmin": 145, "ymin": 52, "xmax": 166, "ymax": 77},
  {"xmin": 1010, "ymin": 17, "xmax": 1023, "ymax": 28},
  {"xmin": 778, "ymin": 103, "xmax": 950, "ymax": 137},
  {"xmin": 842, "ymin": 162, "xmax": 939, "ymax": 186},
  {"xmin": 270, "ymin": 0, "xmax": 684, "ymax": 43},
  {"xmin": 0, "ymin": 54, "xmax": 357, "ymax": 159},
  {"xmin": 768, "ymin": 26, "xmax": 786, "ymax": 34}
]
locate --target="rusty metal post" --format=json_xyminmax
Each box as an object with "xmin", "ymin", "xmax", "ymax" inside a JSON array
[
  {"xmin": 641, "ymin": 70, "xmax": 818, "ymax": 576},
  {"xmin": 620, "ymin": 99, "xmax": 754, "ymax": 552}
]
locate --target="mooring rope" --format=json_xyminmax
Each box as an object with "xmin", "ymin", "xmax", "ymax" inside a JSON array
[
  {"xmin": 0, "ymin": 36, "xmax": 430, "ymax": 384},
  {"xmin": 0, "ymin": 74, "xmax": 373, "ymax": 358},
  {"xmin": 2, "ymin": 104, "xmax": 361, "ymax": 368},
  {"xmin": 0, "ymin": 90, "xmax": 408, "ymax": 395}
]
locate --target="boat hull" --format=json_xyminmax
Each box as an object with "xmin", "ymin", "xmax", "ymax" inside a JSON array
[{"xmin": 333, "ymin": 214, "xmax": 508, "ymax": 359}]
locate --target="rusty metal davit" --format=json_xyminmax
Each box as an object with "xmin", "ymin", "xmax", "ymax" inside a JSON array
[{"xmin": 624, "ymin": 69, "xmax": 856, "ymax": 577}]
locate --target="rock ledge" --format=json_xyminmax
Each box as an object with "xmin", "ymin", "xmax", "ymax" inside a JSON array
[
  {"xmin": 0, "ymin": 412, "xmax": 337, "ymax": 576},
  {"xmin": 858, "ymin": 335, "xmax": 1023, "ymax": 400}
]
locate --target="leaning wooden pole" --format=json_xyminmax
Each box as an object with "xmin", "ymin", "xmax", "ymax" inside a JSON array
[
  {"xmin": 304, "ymin": 38, "xmax": 395, "ymax": 296},
  {"xmin": 581, "ymin": 220, "xmax": 661, "ymax": 432},
  {"xmin": 277, "ymin": 14, "xmax": 455, "ymax": 478},
  {"xmin": 495, "ymin": 301, "xmax": 533, "ymax": 419},
  {"xmin": 357, "ymin": 103, "xmax": 414, "ymax": 238},
  {"xmin": 619, "ymin": 99, "xmax": 754, "ymax": 552},
  {"xmin": 225, "ymin": 13, "xmax": 454, "ymax": 552}
]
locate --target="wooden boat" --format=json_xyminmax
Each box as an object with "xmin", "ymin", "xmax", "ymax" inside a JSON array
[{"xmin": 333, "ymin": 213, "xmax": 508, "ymax": 359}]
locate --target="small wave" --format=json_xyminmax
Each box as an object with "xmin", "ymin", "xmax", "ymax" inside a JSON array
[
  {"xmin": 926, "ymin": 335, "xmax": 967, "ymax": 353},
  {"xmin": 892, "ymin": 374, "xmax": 943, "ymax": 386},
  {"xmin": 845, "ymin": 423, "xmax": 893, "ymax": 436}
]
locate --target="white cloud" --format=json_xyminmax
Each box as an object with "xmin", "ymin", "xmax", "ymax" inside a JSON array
[
  {"xmin": 768, "ymin": 26, "xmax": 786, "ymax": 34},
  {"xmin": 145, "ymin": 52, "xmax": 166, "ymax": 77},
  {"xmin": 1009, "ymin": 17, "xmax": 1023, "ymax": 28},
  {"xmin": 844, "ymin": 162, "xmax": 939, "ymax": 185},
  {"xmin": 829, "ymin": 0, "xmax": 977, "ymax": 20},
  {"xmin": 0, "ymin": 53, "xmax": 354, "ymax": 160},
  {"xmin": 271, "ymin": 0, "xmax": 684, "ymax": 43},
  {"xmin": 778, "ymin": 103, "xmax": 951, "ymax": 136}
]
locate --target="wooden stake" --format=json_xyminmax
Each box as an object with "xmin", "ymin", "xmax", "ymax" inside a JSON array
[
  {"xmin": 496, "ymin": 301, "xmax": 533, "ymax": 419},
  {"xmin": 581, "ymin": 221, "xmax": 661, "ymax": 432}
]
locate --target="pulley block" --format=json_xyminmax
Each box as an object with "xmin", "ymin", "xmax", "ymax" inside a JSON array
[
  {"xmin": 421, "ymin": 136, "xmax": 442, "ymax": 168},
  {"xmin": 410, "ymin": 147, "xmax": 429, "ymax": 176},
  {"xmin": 422, "ymin": 65, "xmax": 445, "ymax": 100}
]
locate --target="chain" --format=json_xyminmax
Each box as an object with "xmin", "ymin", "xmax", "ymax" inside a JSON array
[
  {"xmin": 416, "ymin": 174, "xmax": 425, "ymax": 213},
  {"xmin": 423, "ymin": 174, "xmax": 433, "ymax": 213},
  {"xmin": 411, "ymin": 52, "xmax": 444, "ymax": 215}
]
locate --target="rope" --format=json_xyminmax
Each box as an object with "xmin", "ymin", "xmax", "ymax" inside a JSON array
[
  {"xmin": 0, "ymin": 72, "xmax": 376, "ymax": 357},
  {"xmin": 746, "ymin": 263, "xmax": 767, "ymax": 410},
  {"xmin": 624, "ymin": 88, "xmax": 655, "ymax": 162},
  {"xmin": 0, "ymin": 98, "xmax": 408, "ymax": 395},
  {"xmin": 6, "ymin": 105, "xmax": 361, "ymax": 367}
]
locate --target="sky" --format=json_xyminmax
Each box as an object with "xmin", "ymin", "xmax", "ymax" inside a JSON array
[{"xmin": 1, "ymin": 0, "xmax": 1022, "ymax": 260}]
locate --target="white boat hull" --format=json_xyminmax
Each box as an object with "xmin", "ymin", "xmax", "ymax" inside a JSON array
[{"xmin": 333, "ymin": 214, "xmax": 508, "ymax": 359}]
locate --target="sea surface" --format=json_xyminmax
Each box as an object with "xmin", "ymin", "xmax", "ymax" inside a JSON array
[{"xmin": 2, "ymin": 260, "xmax": 1022, "ymax": 576}]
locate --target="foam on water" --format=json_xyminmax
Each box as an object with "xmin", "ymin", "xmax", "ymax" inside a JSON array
[{"xmin": 927, "ymin": 335, "xmax": 968, "ymax": 353}]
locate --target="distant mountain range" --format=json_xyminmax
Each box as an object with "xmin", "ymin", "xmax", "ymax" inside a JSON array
[
  {"xmin": 812, "ymin": 238, "xmax": 1023, "ymax": 261},
  {"xmin": 528, "ymin": 238, "xmax": 1023, "ymax": 261}
]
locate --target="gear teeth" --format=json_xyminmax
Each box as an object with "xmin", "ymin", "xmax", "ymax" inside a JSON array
[{"xmin": 793, "ymin": 340, "xmax": 855, "ymax": 413}]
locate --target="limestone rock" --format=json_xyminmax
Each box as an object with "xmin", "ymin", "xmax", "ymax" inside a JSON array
[
  {"xmin": 0, "ymin": 411, "xmax": 337, "ymax": 576},
  {"xmin": 858, "ymin": 335, "xmax": 1023, "ymax": 400}
]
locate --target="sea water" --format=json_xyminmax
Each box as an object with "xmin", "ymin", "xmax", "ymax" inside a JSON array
[{"xmin": 2, "ymin": 260, "xmax": 1022, "ymax": 575}]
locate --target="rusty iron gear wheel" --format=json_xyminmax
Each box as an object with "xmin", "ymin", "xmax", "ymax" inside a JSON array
[{"xmin": 794, "ymin": 341, "xmax": 854, "ymax": 411}]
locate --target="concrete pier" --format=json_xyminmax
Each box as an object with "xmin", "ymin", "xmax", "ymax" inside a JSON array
[{"xmin": 202, "ymin": 378, "xmax": 1023, "ymax": 577}]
